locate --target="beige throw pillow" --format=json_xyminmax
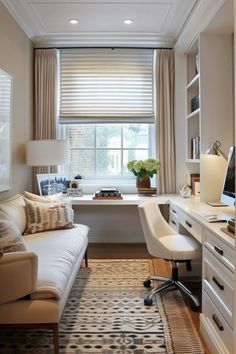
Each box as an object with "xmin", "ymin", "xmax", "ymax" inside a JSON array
[
  {"xmin": 0, "ymin": 220, "xmax": 26, "ymax": 253},
  {"xmin": 23, "ymin": 191, "xmax": 63, "ymax": 203},
  {"xmin": 24, "ymin": 198, "xmax": 74, "ymax": 235}
]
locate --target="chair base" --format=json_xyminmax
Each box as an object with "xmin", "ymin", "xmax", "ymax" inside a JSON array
[{"xmin": 143, "ymin": 273, "xmax": 200, "ymax": 308}]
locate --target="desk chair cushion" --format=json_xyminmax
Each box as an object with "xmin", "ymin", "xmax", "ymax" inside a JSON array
[{"xmin": 159, "ymin": 234, "xmax": 201, "ymax": 260}]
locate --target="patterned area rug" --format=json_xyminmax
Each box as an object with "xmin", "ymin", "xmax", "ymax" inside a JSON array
[{"xmin": 0, "ymin": 259, "xmax": 204, "ymax": 353}]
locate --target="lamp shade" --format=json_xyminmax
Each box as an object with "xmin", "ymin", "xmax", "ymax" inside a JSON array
[
  {"xmin": 26, "ymin": 139, "xmax": 68, "ymax": 166},
  {"xmin": 200, "ymin": 154, "xmax": 227, "ymax": 202}
]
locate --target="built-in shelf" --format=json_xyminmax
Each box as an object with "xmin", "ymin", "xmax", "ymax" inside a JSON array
[
  {"xmin": 187, "ymin": 74, "xmax": 199, "ymax": 89},
  {"xmin": 187, "ymin": 108, "xmax": 200, "ymax": 119}
]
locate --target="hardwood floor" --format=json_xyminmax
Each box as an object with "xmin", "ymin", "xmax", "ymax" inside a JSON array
[{"xmin": 88, "ymin": 242, "xmax": 210, "ymax": 354}]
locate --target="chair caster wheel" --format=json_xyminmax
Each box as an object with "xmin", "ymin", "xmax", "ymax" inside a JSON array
[
  {"xmin": 144, "ymin": 298, "xmax": 153, "ymax": 306},
  {"xmin": 143, "ymin": 279, "xmax": 151, "ymax": 288}
]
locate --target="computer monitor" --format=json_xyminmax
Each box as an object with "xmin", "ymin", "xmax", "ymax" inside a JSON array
[{"xmin": 220, "ymin": 146, "xmax": 235, "ymax": 207}]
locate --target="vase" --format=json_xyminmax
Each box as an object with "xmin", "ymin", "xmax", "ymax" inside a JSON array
[{"xmin": 136, "ymin": 176, "xmax": 151, "ymax": 189}]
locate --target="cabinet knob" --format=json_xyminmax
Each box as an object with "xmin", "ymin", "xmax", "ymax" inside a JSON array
[
  {"xmin": 212, "ymin": 276, "xmax": 224, "ymax": 291},
  {"xmin": 185, "ymin": 220, "xmax": 192, "ymax": 228},
  {"xmin": 172, "ymin": 209, "xmax": 176, "ymax": 214},
  {"xmin": 212, "ymin": 314, "xmax": 224, "ymax": 331},
  {"xmin": 214, "ymin": 245, "xmax": 224, "ymax": 256},
  {"xmin": 172, "ymin": 220, "xmax": 176, "ymax": 225}
]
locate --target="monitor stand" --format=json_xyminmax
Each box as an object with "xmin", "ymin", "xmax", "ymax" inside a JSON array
[{"xmin": 206, "ymin": 201, "xmax": 228, "ymax": 207}]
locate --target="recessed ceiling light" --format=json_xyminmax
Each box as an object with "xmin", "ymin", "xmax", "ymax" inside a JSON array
[
  {"xmin": 124, "ymin": 19, "xmax": 133, "ymax": 25},
  {"xmin": 69, "ymin": 19, "xmax": 79, "ymax": 24}
]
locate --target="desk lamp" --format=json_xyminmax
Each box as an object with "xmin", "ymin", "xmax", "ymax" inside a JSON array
[
  {"xmin": 200, "ymin": 140, "xmax": 227, "ymax": 203},
  {"xmin": 26, "ymin": 139, "xmax": 68, "ymax": 195}
]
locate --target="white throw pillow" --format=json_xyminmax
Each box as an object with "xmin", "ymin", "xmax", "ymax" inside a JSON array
[
  {"xmin": 24, "ymin": 198, "xmax": 74, "ymax": 235},
  {"xmin": 0, "ymin": 220, "xmax": 26, "ymax": 253},
  {"xmin": 0, "ymin": 195, "xmax": 26, "ymax": 234}
]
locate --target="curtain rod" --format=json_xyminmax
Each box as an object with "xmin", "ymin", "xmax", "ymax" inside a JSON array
[{"xmin": 34, "ymin": 46, "xmax": 173, "ymax": 50}]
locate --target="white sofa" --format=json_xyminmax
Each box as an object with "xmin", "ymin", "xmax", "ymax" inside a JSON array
[{"xmin": 0, "ymin": 194, "xmax": 89, "ymax": 354}]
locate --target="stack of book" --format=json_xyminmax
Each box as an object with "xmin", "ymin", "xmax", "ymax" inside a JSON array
[
  {"xmin": 191, "ymin": 136, "xmax": 200, "ymax": 159},
  {"xmin": 93, "ymin": 188, "xmax": 123, "ymax": 200},
  {"xmin": 221, "ymin": 218, "xmax": 235, "ymax": 238},
  {"xmin": 227, "ymin": 218, "xmax": 235, "ymax": 235}
]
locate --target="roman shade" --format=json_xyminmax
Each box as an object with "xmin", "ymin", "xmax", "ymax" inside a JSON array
[{"xmin": 59, "ymin": 48, "xmax": 155, "ymax": 123}]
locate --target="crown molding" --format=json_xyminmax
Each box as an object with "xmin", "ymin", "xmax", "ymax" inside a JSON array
[
  {"xmin": 174, "ymin": 0, "xmax": 226, "ymax": 52},
  {"xmin": 2, "ymin": 0, "xmax": 44, "ymax": 38},
  {"xmin": 33, "ymin": 33, "xmax": 174, "ymax": 48}
]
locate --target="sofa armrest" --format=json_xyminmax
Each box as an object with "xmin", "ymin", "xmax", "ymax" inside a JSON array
[{"xmin": 0, "ymin": 252, "xmax": 38, "ymax": 305}]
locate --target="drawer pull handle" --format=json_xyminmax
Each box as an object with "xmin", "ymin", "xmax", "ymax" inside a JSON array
[
  {"xmin": 212, "ymin": 276, "xmax": 224, "ymax": 290},
  {"xmin": 172, "ymin": 220, "xmax": 176, "ymax": 225},
  {"xmin": 212, "ymin": 314, "xmax": 224, "ymax": 331},
  {"xmin": 172, "ymin": 209, "xmax": 176, "ymax": 214},
  {"xmin": 214, "ymin": 245, "xmax": 224, "ymax": 256},
  {"xmin": 185, "ymin": 220, "xmax": 192, "ymax": 228}
]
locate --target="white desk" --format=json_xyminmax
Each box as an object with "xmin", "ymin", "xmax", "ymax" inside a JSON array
[
  {"xmin": 70, "ymin": 193, "xmax": 235, "ymax": 353},
  {"xmin": 168, "ymin": 198, "xmax": 234, "ymax": 354}
]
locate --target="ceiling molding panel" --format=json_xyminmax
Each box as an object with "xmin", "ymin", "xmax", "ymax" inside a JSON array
[{"xmin": 1, "ymin": 0, "xmax": 207, "ymax": 47}]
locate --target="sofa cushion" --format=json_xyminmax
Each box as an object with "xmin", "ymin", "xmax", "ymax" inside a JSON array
[
  {"xmin": 0, "ymin": 195, "xmax": 26, "ymax": 234},
  {"xmin": 0, "ymin": 220, "xmax": 26, "ymax": 253},
  {"xmin": 24, "ymin": 198, "xmax": 74, "ymax": 235},
  {"xmin": 23, "ymin": 224, "xmax": 89, "ymax": 300}
]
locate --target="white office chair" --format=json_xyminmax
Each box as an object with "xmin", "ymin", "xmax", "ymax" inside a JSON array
[{"xmin": 138, "ymin": 200, "xmax": 201, "ymax": 307}]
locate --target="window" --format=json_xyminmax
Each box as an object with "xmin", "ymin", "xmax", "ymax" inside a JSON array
[
  {"xmin": 61, "ymin": 123, "xmax": 154, "ymax": 178},
  {"xmin": 59, "ymin": 48, "xmax": 156, "ymax": 180}
]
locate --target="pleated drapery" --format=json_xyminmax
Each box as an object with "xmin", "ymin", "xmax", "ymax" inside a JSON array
[
  {"xmin": 156, "ymin": 49, "xmax": 176, "ymax": 194},
  {"xmin": 34, "ymin": 48, "xmax": 58, "ymax": 191}
]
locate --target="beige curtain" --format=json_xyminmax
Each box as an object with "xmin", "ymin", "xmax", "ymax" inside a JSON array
[
  {"xmin": 156, "ymin": 49, "xmax": 176, "ymax": 194},
  {"xmin": 34, "ymin": 48, "xmax": 58, "ymax": 191}
]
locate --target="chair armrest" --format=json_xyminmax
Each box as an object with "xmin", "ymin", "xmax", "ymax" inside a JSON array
[{"xmin": 0, "ymin": 252, "xmax": 38, "ymax": 304}]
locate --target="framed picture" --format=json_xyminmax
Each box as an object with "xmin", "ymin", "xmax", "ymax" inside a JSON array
[
  {"xmin": 37, "ymin": 174, "xmax": 69, "ymax": 196},
  {"xmin": 0, "ymin": 68, "xmax": 12, "ymax": 192}
]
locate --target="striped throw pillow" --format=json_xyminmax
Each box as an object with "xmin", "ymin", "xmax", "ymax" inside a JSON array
[
  {"xmin": 0, "ymin": 220, "xmax": 26, "ymax": 253},
  {"xmin": 24, "ymin": 198, "xmax": 74, "ymax": 235}
]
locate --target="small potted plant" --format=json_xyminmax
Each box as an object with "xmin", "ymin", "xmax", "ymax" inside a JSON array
[{"xmin": 127, "ymin": 158, "xmax": 160, "ymax": 189}]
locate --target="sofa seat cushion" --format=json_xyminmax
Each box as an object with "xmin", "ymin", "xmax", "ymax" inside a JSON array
[{"xmin": 23, "ymin": 224, "xmax": 89, "ymax": 300}]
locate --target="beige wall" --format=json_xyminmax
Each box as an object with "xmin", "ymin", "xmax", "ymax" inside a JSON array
[{"xmin": 0, "ymin": 2, "xmax": 33, "ymax": 201}]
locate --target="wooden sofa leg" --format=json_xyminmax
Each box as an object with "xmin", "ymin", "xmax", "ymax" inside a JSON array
[
  {"xmin": 52, "ymin": 323, "xmax": 59, "ymax": 354},
  {"xmin": 84, "ymin": 248, "xmax": 88, "ymax": 267}
]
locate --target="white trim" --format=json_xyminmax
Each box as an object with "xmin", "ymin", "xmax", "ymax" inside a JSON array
[
  {"xmin": 174, "ymin": 0, "xmax": 226, "ymax": 53},
  {"xmin": 33, "ymin": 33, "xmax": 174, "ymax": 48}
]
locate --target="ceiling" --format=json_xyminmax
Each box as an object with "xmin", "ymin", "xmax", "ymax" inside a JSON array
[{"xmin": 2, "ymin": 0, "xmax": 200, "ymax": 47}]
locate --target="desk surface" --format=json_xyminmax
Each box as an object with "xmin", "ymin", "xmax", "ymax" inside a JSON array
[
  {"xmin": 171, "ymin": 197, "xmax": 235, "ymax": 248},
  {"xmin": 70, "ymin": 193, "xmax": 177, "ymax": 205}
]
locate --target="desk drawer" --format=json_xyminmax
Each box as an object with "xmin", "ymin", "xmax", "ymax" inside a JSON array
[
  {"xmin": 178, "ymin": 209, "xmax": 202, "ymax": 244},
  {"xmin": 204, "ymin": 229, "xmax": 234, "ymax": 273},
  {"xmin": 202, "ymin": 291, "xmax": 233, "ymax": 354},
  {"xmin": 203, "ymin": 248, "xmax": 234, "ymax": 327}
]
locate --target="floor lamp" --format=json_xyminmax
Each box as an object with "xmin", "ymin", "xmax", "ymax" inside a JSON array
[{"xmin": 26, "ymin": 139, "xmax": 68, "ymax": 195}]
